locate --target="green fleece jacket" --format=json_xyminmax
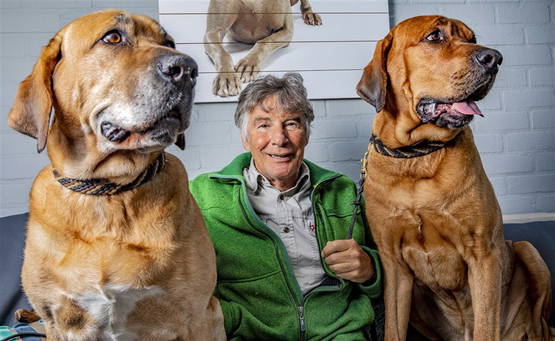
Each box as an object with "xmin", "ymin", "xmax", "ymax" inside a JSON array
[{"xmin": 190, "ymin": 153, "xmax": 382, "ymax": 341}]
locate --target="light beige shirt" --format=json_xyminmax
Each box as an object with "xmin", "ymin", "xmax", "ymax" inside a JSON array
[{"xmin": 243, "ymin": 160, "xmax": 326, "ymax": 294}]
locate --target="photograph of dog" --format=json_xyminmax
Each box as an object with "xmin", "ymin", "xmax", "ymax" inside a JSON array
[
  {"xmin": 7, "ymin": 9, "xmax": 225, "ymax": 340},
  {"xmin": 204, "ymin": 0, "xmax": 322, "ymax": 97},
  {"xmin": 357, "ymin": 15, "xmax": 554, "ymax": 341}
]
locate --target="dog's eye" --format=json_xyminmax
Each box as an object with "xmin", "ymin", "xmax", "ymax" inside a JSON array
[
  {"xmin": 102, "ymin": 31, "xmax": 123, "ymax": 45},
  {"xmin": 425, "ymin": 30, "xmax": 443, "ymax": 42},
  {"xmin": 163, "ymin": 40, "xmax": 176, "ymax": 49}
]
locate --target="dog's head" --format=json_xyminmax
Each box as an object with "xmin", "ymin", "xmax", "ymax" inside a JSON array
[
  {"xmin": 357, "ymin": 15, "xmax": 502, "ymax": 130},
  {"xmin": 8, "ymin": 9, "xmax": 197, "ymax": 154}
]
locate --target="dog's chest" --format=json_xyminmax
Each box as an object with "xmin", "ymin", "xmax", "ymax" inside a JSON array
[
  {"xmin": 70, "ymin": 284, "xmax": 164, "ymax": 340},
  {"xmin": 399, "ymin": 215, "xmax": 468, "ymax": 291}
]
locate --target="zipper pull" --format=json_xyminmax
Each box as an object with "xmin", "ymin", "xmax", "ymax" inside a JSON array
[{"xmin": 298, "ymin": 306, "xmax": 305, "ymax": 332}]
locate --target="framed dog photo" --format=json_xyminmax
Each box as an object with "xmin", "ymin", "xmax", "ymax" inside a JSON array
[{"xmin": 159, "ymin": 0, "xmax": 390, "ymax": 102}]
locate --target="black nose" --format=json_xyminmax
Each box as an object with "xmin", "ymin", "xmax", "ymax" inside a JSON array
[
  {"xmin": 157, "ymin": 54, "xmax": 198, "ymax": 86},
  {"xmin": 474, "ymin": 48, "xmax": 503, "ymax": 74}
]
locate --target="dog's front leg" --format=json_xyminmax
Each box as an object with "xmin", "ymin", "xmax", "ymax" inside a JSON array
[
  {"xmin": 467, "ymin": 249, "xmax": 502, "ymax": 341},
  {"xmin": 234, "ymin": 15, "xmax": 294, "ymax": 84},
  {"xmin": 204, "ymin": 1, "xmax": 242, "ymax": 97},
  {"xmin": 381, "ymin": 255, "xmax": 414, "ymax": 341},
  {"xmin": 299, "ymin": 0, "xmax": 322, "ymax": 25}
]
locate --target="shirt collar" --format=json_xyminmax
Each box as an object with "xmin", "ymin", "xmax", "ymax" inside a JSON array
[{"xmin": 243, "ymin": 158, "xmax": 311, "ymax": 196}]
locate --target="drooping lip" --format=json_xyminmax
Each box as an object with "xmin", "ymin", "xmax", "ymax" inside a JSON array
[
  {"xmin": 417, "ymin": 99, "xmax": 483, "ymax": 123},
  {"xmin": 100, "ymin": 105, "xmax": 183, "ymax": 143}
]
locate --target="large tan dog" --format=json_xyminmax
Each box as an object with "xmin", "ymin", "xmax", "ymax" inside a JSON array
[
  {"xmin": 356, "ymin": 16, "xmax": 554, "ymax": 340},
  {"xmin": 8, "ymin": 10, "xmax": 225, "ymax": 340},
  {"xmin": 204, "ymin": 0, "xmax": 322, "ymax": 97}
]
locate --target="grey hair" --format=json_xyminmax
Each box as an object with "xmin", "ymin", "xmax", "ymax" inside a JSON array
[{"xmin": 234, "ymin": 73, "xmax": 314, "ymax": 139}]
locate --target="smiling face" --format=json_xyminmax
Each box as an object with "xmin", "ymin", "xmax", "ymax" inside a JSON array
[{"xmin": 242, "ymin": 95, "xmax": 308, "ymax": 191}]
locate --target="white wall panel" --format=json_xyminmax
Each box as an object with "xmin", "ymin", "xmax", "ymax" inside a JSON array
[{"xmin": 159, "ymin": 0, "xmax": 390, "ymax": 102}]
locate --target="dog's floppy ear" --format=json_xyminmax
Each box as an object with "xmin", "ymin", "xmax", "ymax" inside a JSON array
[
  {"xmin": 356, "ymin": 32, "xmax": 393, "ymax": 113},
  {"xmin": 8, "ymin": 33, "xmax": 62, "ymax": 153},
  {"xmin": 175, "ymin": 133, "xmax": 186, "ymax": 150}
]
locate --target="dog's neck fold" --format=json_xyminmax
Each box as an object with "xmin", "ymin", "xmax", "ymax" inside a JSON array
[{"xmin": 46, "ymin": 119, "xmax": 160, "ymax": 185}]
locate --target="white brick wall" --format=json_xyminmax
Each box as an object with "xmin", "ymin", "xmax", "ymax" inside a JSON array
[{"xmin": 1, "ymin": 0, "xmax": 553, "ymax": 217}]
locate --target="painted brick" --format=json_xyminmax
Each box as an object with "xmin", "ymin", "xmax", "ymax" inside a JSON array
[
  {"xmin": 325, "ymin": 161, "xmax": 360, "ymax": 181},
  {"xmin": 92, "ymin": 0, "xmax": 156, "ymax": 9},
  {"xmin": 473, "ymin": 25, "xmax": 524, "ymax": 45},
  {"xmin": 497, "ymin": 45, "xmax": 552, "ymax": 66},
  {"xmin": 497, "ymin": 195, "xmax": 536, "ymax": 214},
  {"xmin": 1, "ymin": 57, "xmax": 34, "ymax": 82},
  {"xmin": 196, "ymin": 102, "xmax": 237, "ymax": 122},
  {"xmin": 184, "ymin": 122, "xmax": 232, "ymax": 146},
  {"xmin": 355, "ymin": 118, "xmax": 374, "ymax": 138},
  {"xmin": 0, "ymin": 181, "xmax": 31, "ymax": 205},
  {"xmin": 1, "ymin": 11, "xmax": 61, "ymax": 33},
  {"xmin": 328, "ymin": 141, "xmax": 370, "ymax": 161},
  {"xmin": 496, "ymin": 3, "xmax": 550, "ymax": 24},
  {"xmin": 529, "ymin": 67, "xmax": 554, "ymax": 87},
  {"xmin": 0, "ymin": 34, "xmax": 25, "ymax": 57},
  {"xmin": 481, "ymin": 154, "xmax": 534, "ymax": 174},
  {"xmin": 167, "ymin": 145, "xmax": 201, "ymax": 171},
  {"xmin": 536, "ymin": 152, "xmax": 555, "ymax": 171},
  {"xmin": 437, "ymin": 5, "xmax": 495, "ymax": 26},
  {"xmin": 1, "ymin": 0, "xmax": 22, "ymax": 9},
  {"xmin": 305, "ymin": 142, "xmax": 330, "ymax": 162},
  {"xmin": 391, "ymin": 5, "xmax": 441, "ymax": 24},
  {"xmin": 489, "ymin": 176, "xmax": 507, "ymax": 196},
  {"xmin": 472, "ymin": 111, "xmax": 529, "ymax": 132},
  {"xmin": 1, "ymin": 155, "xmax": 49, "ymax": 179},
  {"xmin": 525, "ymin": 25, "xmax": 555, "ymax": 44},
  {"xmin": 474, "ymin": 134, "xmax": 503, "ymax": 153},
  {"xmin": 494, "ymin": 68, "xmax": 527, "ymax": 88},
  {"xmin": 325, "ymin": 99, "xmax": 375, "ymax": 116},
  {"xmin": 311, "ymin": 121, "xmax": 357, "ymax": 140},
  {"xmin": 477, "ymin": 89, "xmax": 502, "ymax": 110},
  {"xmin": 505, "ymin": 132, "xmax": 554, "ymax": 152},
  {"xmin": 200, "ymin": 144, "xmax": 244, "ymax": 170},
  {"xmin": 531, "ymin": 110, "xmax": 555, "ymax": 129},
  {"xmin": 502, "ymin": 89, "xmax": 555, "ymax": 109},
  {"xmin": 0, "ymin": 132, "xmax": 39, "ymax": 156},
  {"xmin": 536, "ymin": 194, "xmax": 555, "ymax": 212},
  {"xmin": 24, "ymin": 33, "xmax": 55, "ymax": 57},
  {"xmin": 21, "ymin": 0, "xmax": 92, "ymax": 9},
  {"xmin": 507, "ymin": 174, "xmax": 555, "ymax": 194},
  {"xmin": 311, "ymin": 100, "xmax": 326, "ymax": 118},
  {"xmin": 0, "ymin": 206, "xmax": 27, "ymax": 217}
]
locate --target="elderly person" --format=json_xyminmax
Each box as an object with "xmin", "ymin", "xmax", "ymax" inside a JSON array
[{"xmin": 190, "ymin": 73, "xmax": 382, "ymax": 340}]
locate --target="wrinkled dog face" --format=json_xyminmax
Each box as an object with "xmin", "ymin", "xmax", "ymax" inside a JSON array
[
  {"xmin": 53, "ymin": 11, "xmax": 197, "ymax": 153},
  {"xmin": 396, "ymin": 17, "xmax": 503, "ymax": 129}
]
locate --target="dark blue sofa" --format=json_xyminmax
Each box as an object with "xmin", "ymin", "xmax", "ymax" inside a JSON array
[{"xmin": 1, "ymin": 213, "xmax": 554, "ymax": 336}]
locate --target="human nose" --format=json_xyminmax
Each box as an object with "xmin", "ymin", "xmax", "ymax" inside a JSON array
[{"xmin": 269, "ymin": 126, "xmax": 288, "ymax": 145}]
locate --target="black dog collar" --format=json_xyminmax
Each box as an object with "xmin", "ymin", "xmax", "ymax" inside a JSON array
[
  {"xmin": 369, "ymin": 135, "xmax": 447, "ymax": 159},
  {"xmin": 53, "ymin": 153, "xmax": 166, "ymax": 195}
]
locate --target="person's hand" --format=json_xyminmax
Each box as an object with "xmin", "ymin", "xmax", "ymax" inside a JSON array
[{"xmin": 321, "ymin": 239, "xmax": 374, "ymax": 283}]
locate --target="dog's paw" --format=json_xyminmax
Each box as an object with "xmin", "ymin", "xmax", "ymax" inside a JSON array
[
  {"xmin": 303, "ymin": 11, "xmax": 322, "ymax": 26},
  {"xmin": 235, "ymin": 57, "xmax": 260, "ymax": 83},
  {"xmin": 15, "ymin": 309, "xmax": 41, "ymax": 323},
  {"xmin": 212, "ymin": 72, "xmax": 242, "ymax": 97}
]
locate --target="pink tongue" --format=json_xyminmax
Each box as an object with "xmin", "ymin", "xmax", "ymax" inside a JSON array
[{"xmin": 452, "ymin": 101, "xmax": 484, "ymax": 117}]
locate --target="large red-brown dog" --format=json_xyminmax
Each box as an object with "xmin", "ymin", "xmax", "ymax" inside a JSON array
[
  {"xmin": 8, "ymin": 10, "xmax": 225, "ymax": 340},
  {"xmin": 357, "ymin": 15, "xmax": 554, "ymax": 340}
]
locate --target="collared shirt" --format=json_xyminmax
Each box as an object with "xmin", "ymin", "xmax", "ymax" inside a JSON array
[{"xmin": 243, "ymin": 160, "xmax": 326, "ymax": 294}]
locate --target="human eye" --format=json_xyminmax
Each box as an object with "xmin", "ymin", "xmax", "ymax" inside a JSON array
[{"xmin": 285, "ymin": 121, "xmax": 300, "ymax": 130}]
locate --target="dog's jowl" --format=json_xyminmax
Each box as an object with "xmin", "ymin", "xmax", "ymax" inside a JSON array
[
  {"xmin": 8, "ymin": 9, "xmax": 225, "ymax": 340},
  {"xmin": 357, "ymin": 15, "xmax": 554, "ymax": 341}
]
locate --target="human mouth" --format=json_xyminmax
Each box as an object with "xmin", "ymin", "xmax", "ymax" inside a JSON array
[{"xmin": 266, "ymin": 153, "xmax": 293, "ymax": 161}]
